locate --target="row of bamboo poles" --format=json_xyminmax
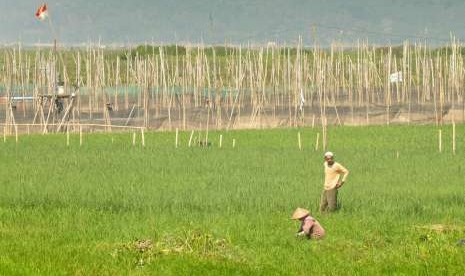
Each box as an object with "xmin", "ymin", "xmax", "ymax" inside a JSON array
[{"xmin": 1, "ymin": 38, "xmax": 465, "ymax": 139}]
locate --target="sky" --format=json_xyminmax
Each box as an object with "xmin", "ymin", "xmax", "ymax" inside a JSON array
[{"xmin": 0, "ymin": 0, "xmax": 464, "ymax": 46}]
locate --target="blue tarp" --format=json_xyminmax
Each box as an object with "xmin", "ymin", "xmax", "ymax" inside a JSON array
[{"xmin": 0, "ymin": 84, "xmax": 243, "ymax": 99}]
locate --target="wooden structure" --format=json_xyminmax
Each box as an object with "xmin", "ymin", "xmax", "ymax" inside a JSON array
[{"xmin": 32, "ymin": 94, "xmax": 76, "ymax": 133}]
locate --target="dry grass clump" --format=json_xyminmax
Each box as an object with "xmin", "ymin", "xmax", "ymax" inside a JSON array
[
  {"xmin": 415, "ymin": 224, "xmax": 465, "ymax": 234},
  {"xmin": 103, "ymin": 230, "xmax": 244, "ymax": 267}
]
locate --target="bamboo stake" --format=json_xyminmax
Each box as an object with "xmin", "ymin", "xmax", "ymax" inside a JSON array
[
  {"xmin": 233, "ymin": 138, "xmax": 236, "ymax": 148},
  {"xmin": 188, "ymin": 130, "xmax": 194, "ymax": 147},
  {"xmin": 219, "ymin": 134, "xmax": 223, "ymax": 148},
  {"xmin": 452, "ymin": 122, "xmax": 456, "ymax": 155},
  {"xmin": 175, "ymin": 128, "xmax": 179, "ymax": 148},
  {"xmin": 298, "ymin": 132, "xmax": 302, "ymax": 150},
  {"xmin": 141, "ymin": 128, "xmax": 145, "ymax": 147},
  {"xmin": 439, "ymin": 129, "xmax": 442, "ymax": 153},
  {"xmin": 6, "ymin": 41, "xmax": 465, "ymax": 132},
  {"xmin": 315, "ymin": 132, "xmax": 320, "ymax": 151},
  {"xmin": 322, "ymin": 117, "xmax": 328, "ymax": 150},
  {"xmin": 79, "ymin": 125, "xmax": 83, "ymax": 146},
  {"xmin": 132, "ymin": 131, "xmax": 136, "ymax": 146},
  {"xmin": 205, "ymin": 107, "xmax": 210, "ymax": 144}
]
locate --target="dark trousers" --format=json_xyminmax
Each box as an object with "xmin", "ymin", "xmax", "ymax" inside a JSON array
[{"xmin": 319, "ymin": 188, "xmax": 338, "ymax": 212}]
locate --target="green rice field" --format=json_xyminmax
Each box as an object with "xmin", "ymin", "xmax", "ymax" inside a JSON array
[{"xmin": 0, "ymin": 125, "xmax": 464, "ymax": 275}]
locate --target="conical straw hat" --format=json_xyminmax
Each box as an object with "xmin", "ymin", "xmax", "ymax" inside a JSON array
[{"xmin": 291, "ymin": 208, "xmax": 309, "ymax": 220}]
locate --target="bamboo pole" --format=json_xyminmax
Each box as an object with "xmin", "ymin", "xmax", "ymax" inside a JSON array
[
  {"xmin": 452, "ymin": 122, "xmax": 456, "ymax": 155},
  {"xmin": 439, "ymin": 129, "xmax": 442, "ymax": 153},
  {"xmin": 4, "ymin": 41, "xmax": 465, "ymax": 132},
  {"xmin": 188, "ymin": 130, "xmax": 194, "ymax": 147},
  {"xmin": 141, "ymin": 128, "xmax": 145, "ymax": 147},
  {"xmin": 205, "ymin": 107, "xmax": 210, "ymax": 144},
  {"xmin": 315, "ymin": 132, "xmax": 320, "ymax": 151},
  {"xmin": 175, "ymin": 128, "xmax": 179, "ymax": 148}
]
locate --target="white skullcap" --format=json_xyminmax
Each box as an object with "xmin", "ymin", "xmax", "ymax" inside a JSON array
[{"xmin": 324, "ymin": 151, "xmax": 334, "ymax": 157}]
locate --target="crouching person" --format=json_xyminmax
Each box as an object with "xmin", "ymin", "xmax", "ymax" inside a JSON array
[{"xmin": 291, "ymin": 208, "xmax": 325, "ymax": 240}]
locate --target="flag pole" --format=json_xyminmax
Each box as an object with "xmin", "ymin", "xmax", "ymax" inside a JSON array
[{"xmin": 46, "ymin": 11, "xmax": 58, "ymax": 95}]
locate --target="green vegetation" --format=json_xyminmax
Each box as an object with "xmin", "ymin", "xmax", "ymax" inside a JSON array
[{"xmin": 0, "ymin": 125, "xmax": 464, "ymax": 275}]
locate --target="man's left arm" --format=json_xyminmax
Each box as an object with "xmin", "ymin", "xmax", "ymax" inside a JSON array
[{"xmin": 337, "ymin": 164, "xmax": 349, "ymax": 188}]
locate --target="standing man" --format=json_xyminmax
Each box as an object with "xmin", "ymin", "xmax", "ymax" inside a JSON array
[{"xmin": 320, "ymin": 152, "xmax": 349, "ymax": 213}]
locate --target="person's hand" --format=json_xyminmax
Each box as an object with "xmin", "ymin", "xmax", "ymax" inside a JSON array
[
  {"xmin": 336, "ymin": 181, "xmax": 344, "ymax": 188},
  {"xmin": 295, "ymin": 231, "xmax": 305, "ymax": 237}
]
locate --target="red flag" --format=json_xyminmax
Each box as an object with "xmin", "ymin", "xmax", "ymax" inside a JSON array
[{"xmin": 35, "ymin": 4, "xmax": 48, "ymax": 20}]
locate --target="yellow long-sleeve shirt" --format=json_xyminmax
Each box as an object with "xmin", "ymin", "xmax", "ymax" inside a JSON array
[{"xmin": 324, "ymin": 161, "xmax": 349, "ymax": 190}]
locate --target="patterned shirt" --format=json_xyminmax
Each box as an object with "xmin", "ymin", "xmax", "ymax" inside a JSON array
[{"xmin": 299, "ymin": 216, "xmax": 325, "ymax": 239}]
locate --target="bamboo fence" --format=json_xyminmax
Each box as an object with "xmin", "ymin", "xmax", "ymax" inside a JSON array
[{"xmin": 1, "ymin": 39, "xmax": 465, "ymax": 145}]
